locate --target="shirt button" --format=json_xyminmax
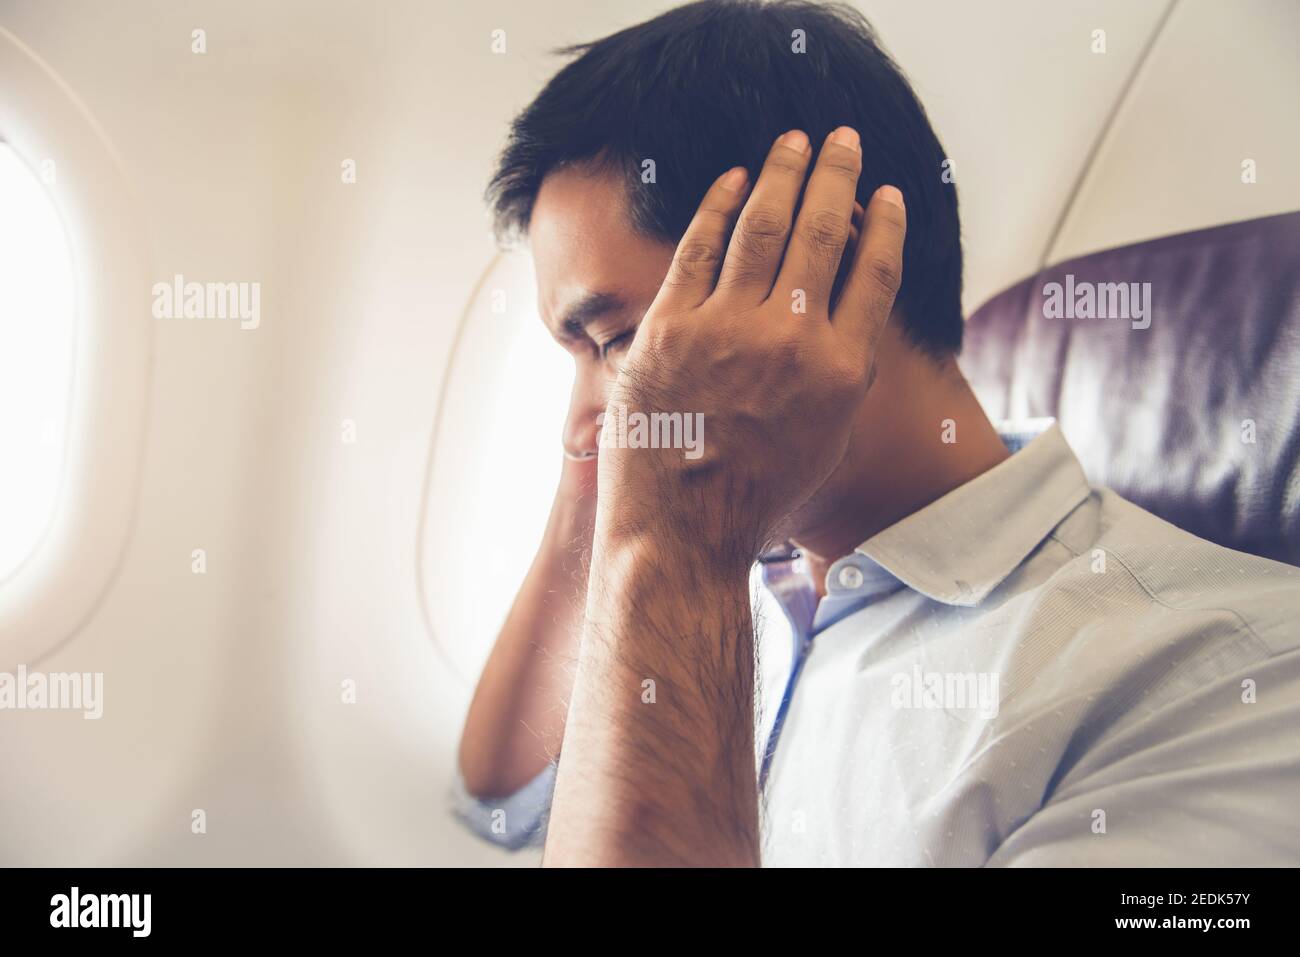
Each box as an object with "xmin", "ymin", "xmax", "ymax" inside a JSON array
[{"xmin": 836, "ymin": 564, "xmax": 864, "ymax": 590}]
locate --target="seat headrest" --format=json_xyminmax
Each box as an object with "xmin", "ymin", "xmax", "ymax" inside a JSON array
[{"xmin": 960, "ymin": 211, "xmax": 1300, "ymax": 566}]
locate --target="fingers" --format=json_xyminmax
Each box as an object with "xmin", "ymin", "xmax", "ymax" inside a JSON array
[
  {"xmin": 713, "ymin": 130, "xmax": 812, "ymax": 302},
  {"xmin": 831, "ymin": 184, "xmax": 906, "ymax": 363},
  {"xmin": 829, "ymin": 210, "xmax": 862, "ymax": 312},
  {"xmin": 774, "ymin": 127, "xmax": 863, "ymax": 313},
  {"xmin": 656, "ymin": 166, "xmax": 751, "ymax": 309}
]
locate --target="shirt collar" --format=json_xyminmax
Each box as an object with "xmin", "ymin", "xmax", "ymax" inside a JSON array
[{"xmin": 855, "ymin": 420, "xmax": 1091, "ymax": 607}]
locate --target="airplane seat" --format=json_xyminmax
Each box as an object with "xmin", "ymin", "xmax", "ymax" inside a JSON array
[
  {"xmin": 959, "ymin": 0, "xmax": 1300, "ymax": 567},
  {"xmin": 960, "ymin": 210, "xmax": 1300, "ymax": 566}
]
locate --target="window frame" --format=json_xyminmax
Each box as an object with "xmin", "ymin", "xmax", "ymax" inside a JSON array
[{"xmin": 0, "ymin": 26, "xmax": 152, "ymax": 669}]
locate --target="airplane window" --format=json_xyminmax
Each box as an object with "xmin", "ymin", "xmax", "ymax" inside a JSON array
[
  {"xmin": 0, "ymin": 142, "xmax": 76, "ymax": 583},
  {"xmin": 419, "ymin": 250, "xmax": 573, "ymax": 681}
]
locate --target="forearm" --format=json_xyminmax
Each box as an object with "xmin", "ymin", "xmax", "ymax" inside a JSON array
[
  {"xmin": 543, "ymin": 537, "xmax": 760, "ymax": 867},
  {"xmin": 532, "ymin": 130, "xmax": 904, "ymax": 866},
  {"xmin": 458, "ymin": 504, "xmax": 589, "ymax": 797}
]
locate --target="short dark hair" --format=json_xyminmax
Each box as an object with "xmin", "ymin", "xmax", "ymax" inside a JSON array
[{"xmin": 486, "ymin": 0, "xmax": 963, "ymax": 355}]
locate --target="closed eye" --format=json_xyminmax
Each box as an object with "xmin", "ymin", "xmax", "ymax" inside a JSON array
[{"xmin": 599, "ymin": 330, "xmax": 634, "ymax": 359}]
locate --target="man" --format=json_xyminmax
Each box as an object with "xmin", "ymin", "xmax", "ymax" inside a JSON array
[{"xmin": 454, "ymin": 0, "xmax": 1300, "ymax": 866}]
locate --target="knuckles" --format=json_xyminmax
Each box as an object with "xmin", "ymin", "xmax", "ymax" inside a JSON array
[
  {"xmin": 800, "ymin": 208, "xmax": 851, "ymax": 273},
  {"xmin": 846, "ymin": 247, "xmax": 903, "ymax": 302},
  {"xmin": 803, "ymin": 208, "xmax": 849, "ymax": 248},
  {"xmin": 862, "ymin": 251, "xmax": 903, "ymax": 295},
  {"xmin": 819, "ymin": 153, "xmax": 862, "ymax": 181},
  {"xmin": 627, "ymin": 299, "xmax": 866, "ymax": 418},
  {"xmin": 665, "ymin": 239, "xmax": 724, "ymax": 286},
  {"xmin": 737, "ymin": 205, "xmax": 791, "ymax": 244},
  {"xmin": 827, "ymin": 351, "xmax": 868, "ymax": 395}
]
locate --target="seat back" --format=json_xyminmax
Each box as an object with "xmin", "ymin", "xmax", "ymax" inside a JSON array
[{"xmin": 960, "ymin": 211, "xmax": 1300, "ymax": 566}]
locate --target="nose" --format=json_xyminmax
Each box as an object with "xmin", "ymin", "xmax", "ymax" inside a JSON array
[{"xmin": 562, "ymin": 366, "xmax": 607, "ymax": 460}]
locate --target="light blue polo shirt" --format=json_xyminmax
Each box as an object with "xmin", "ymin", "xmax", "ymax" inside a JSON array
[{"xmin": 452, "ymin": 421, "xmax": 1300, "ymax": 864}]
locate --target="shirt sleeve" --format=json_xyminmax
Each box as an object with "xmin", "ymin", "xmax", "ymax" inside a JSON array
[
  {"xmin": 449, "ymin": 760, "xmax": 557, "ymax": 851},
  {"xmin": 985, "ymin": 643, "xmax": 1300, "ymax": 867}
]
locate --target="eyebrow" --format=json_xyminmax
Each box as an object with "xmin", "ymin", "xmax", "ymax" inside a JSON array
[{"xmin": 556, "ymin": 291, "xmax": 627, "ymax": 339}]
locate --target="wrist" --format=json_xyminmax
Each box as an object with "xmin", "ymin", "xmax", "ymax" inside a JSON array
[
  {"xmin": 594, "ymin": 451, "xmax": 773, "ymax": 577},
  {"xmin": 588, "ymin": 517, "xmax": 754, "ymax": 598}
]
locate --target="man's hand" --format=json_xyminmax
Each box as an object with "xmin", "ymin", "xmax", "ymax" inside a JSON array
[
  {"xmin": 544, "ymin": 128, "xmax": 906, "ymax": 867},
  {"xmin": 598, "ymin": 127, "xmax": 907, "ymax": 571}
]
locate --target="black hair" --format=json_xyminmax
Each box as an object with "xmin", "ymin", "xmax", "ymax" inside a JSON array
[{"xmin": 486, "ymin": 0, "xmax": 963, "ymax": 355}]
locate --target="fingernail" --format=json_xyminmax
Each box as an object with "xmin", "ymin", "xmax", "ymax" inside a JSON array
[
  {"xmin": 719, "ymin": 166, "xmax": 748, "ymax": 191},
  {"xmin": 780, "ymin": 129, "xmax": 810, "ymax": 153},
  {"xmin": 875, "ymin": 185, "xmax": 905, "ymax": 209},
  {"xmin": 829, "ymin": 126, "xmax": 860, "ymax": 151}
]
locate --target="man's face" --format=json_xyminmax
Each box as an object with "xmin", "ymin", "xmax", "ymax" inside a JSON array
[
  {"xmin": 528, "ymin": 162, "xmax": 904, "ymax": 553},
  {"xmin": 529, "ymin": 164, "xmax": 676, "ymax": 462}
]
